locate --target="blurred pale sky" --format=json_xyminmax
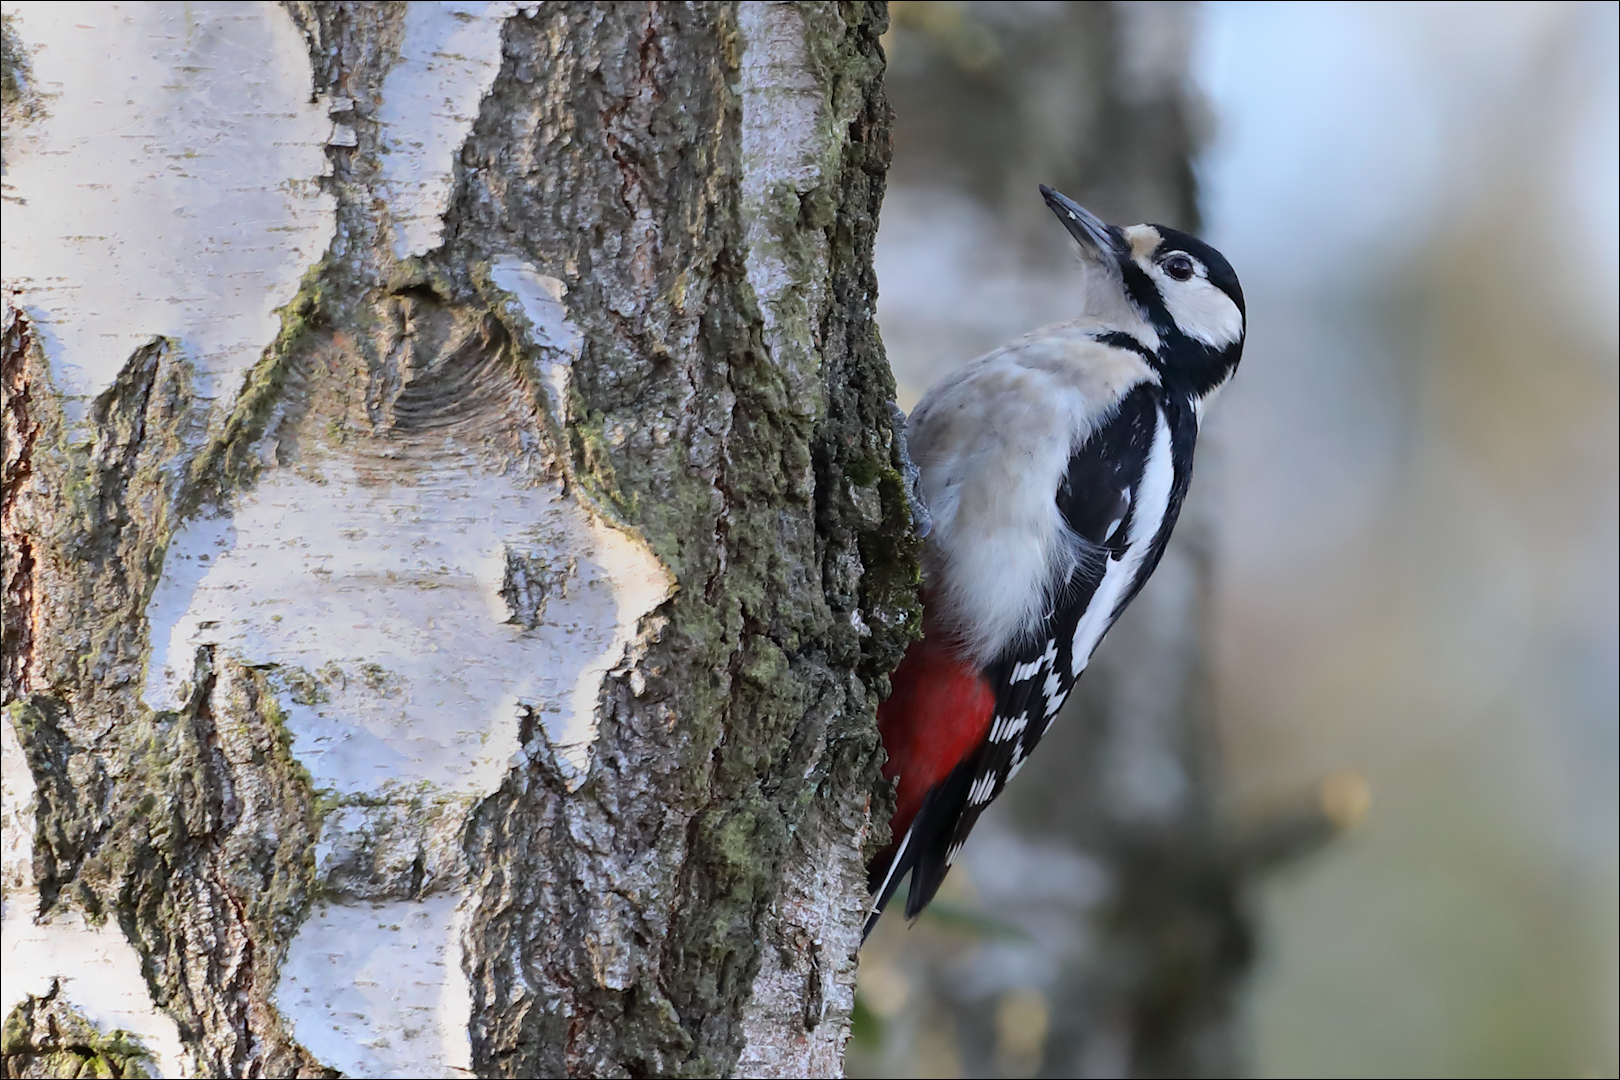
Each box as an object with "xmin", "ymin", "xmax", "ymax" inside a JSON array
[
  {"xmin": 1193, "ymin": 3, "xmax": 1618, "ymax": 1075},
  {"xmin": 1200, "ymin": 1, "xmax": 1619, "ymax": 336}
]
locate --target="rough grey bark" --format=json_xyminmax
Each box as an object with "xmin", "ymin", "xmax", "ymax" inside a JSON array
[
  {"xmin": 852, "ymin": 5, "xmax": 1348, "ymax": 1078},
  {"xmin": 436, "ymin": 5, "xmax": 914, "ymax": 1077},
  {"xmin": 3, "ymin": 3, "xmax": 913, "ymax": 1078}
]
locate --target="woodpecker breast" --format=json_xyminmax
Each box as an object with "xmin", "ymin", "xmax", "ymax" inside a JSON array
[{"xmin": 906, "ymin": 322, "xmax": 1160, "ymax": 667}]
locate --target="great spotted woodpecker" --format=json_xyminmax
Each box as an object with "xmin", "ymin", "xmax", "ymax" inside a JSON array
[{"xmin": 867, "ymin": 186, "xmax": 1246, "ymax": 936}]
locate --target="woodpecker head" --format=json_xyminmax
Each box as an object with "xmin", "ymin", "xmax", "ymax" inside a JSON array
[{"xmin": 1040, "ymin": 185, "xmax": 1244, "ymax": 401}]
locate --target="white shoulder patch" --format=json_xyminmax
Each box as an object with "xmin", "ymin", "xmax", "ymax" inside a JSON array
[{"xmin": 1069, "ymin": 404, "xmax": 1175, "ymax": 676}]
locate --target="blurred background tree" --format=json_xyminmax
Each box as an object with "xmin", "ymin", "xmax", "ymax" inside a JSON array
[{"xmin": 854, "ymin": 2, "xmax": 1617, "ymax": 1078}]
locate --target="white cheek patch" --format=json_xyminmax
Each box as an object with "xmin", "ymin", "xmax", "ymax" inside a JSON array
[{"xmin": 1158, "ymin": 275, "xmax": 1244, "ymax": 350}]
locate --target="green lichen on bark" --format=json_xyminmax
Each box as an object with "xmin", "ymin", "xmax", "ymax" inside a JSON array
[
  {"xmin": 446, "ymin": 4, "xmax": 788, "ymax": 1066},
  {"xmin": 1, "ymin": 9, "xmax": 44, "ymax": 166},
  {"xmin": 5, "ymin": 658, "xmax": 334, "ymax": 1075},
  {"xmin": 93, "ymin": 654, "xmax": 333, "ymax": 1076},
  {"xmin": 1, "ymin": 982, "xmax": 153, "ymax": 1079},
  {"xmin": 1, "ymin": 3, "xmax": 423, "ymax": 1074},
  {"xmin": 807, "ymin": 0, "xmax": 921, "ymax": 687},
  {"xmin": 1, "ymin": 12, "xmax": 29, "ymax": 112},
  {"xmin": 10, "ymin": 334, "xmax": 201, "ymax": 705}
]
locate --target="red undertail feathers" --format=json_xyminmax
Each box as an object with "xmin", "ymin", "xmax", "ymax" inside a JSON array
[{"xmin": 866, "ymin": 633, "xmax": 994, "ymax": 933}]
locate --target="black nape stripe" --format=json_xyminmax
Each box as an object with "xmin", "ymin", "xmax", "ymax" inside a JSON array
[{"xmin": 1094, "ymin": 331, "xmax": 1156, "ymax": 362}]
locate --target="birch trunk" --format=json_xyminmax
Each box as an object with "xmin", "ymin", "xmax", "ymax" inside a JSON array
[{"xmin": 1, "ymin": 3, "xmax": 913, "ymax": 1077}]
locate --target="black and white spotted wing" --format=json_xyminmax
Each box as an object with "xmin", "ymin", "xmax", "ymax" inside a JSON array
[{"xmin": 900, "ymin": 384, "xmax": 1197, "ymax": 916}]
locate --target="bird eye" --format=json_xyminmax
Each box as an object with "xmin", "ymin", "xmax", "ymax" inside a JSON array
[{"xmin": 1162, "ymin": 254, "xmax": 1196, "ymax": 281}]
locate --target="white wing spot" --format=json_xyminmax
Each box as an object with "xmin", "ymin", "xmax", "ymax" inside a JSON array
[
  {"xmin": 1044, "ymin": 688, "xmax": 1068, "ymax": 718},
  {"xmin": 1007, "ymin": 755, "xmax": 1028, "ymax": 781},
  {"xmin": 1012, "ymin": 641, "xmax": 1057, "ymax": 685},
  {"xmin": 968, "ymin": 773, "xmax": 997, "ymax": 806},
  {"xmin": 993, "ymin": 712, "xmax": 1028, "ymax": 743},
  {"xmin": 1043, "ymin": 664, "xmax": 1064, "ymax": 703},
  {"xmin": 946, "ymin": 841, "xmax": 965, "ymax": 865}
]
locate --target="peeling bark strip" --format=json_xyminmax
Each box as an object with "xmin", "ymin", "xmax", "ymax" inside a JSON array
[{"xmin": 2, "ymin": 3, "xmax": 907, "ymax": 1078}]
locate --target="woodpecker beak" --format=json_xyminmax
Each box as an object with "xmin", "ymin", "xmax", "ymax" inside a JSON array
[{"xmin": 1040, "ymin": 185, "xmax": 1121, "ymax": 263}]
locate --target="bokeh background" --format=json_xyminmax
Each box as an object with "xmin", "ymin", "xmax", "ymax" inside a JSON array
[{"xmin": 853, "ymin": 2, "xmax": 1618, "ymax": 1077}]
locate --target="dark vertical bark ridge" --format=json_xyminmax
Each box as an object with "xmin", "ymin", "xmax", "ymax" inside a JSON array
[{"xmin": 440, "ymin": 5, "xmax": 911, "ymax": 1075}]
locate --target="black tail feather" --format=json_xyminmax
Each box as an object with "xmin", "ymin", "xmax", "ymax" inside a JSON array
[{"xmin": 862, "ymin": 757, "xmax": 981, "ymax": 940}]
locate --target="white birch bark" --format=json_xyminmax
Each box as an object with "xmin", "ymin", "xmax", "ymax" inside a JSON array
[{"xmin": 2, "ymin": 3, "xmax": 910, "ymax": 1077}]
